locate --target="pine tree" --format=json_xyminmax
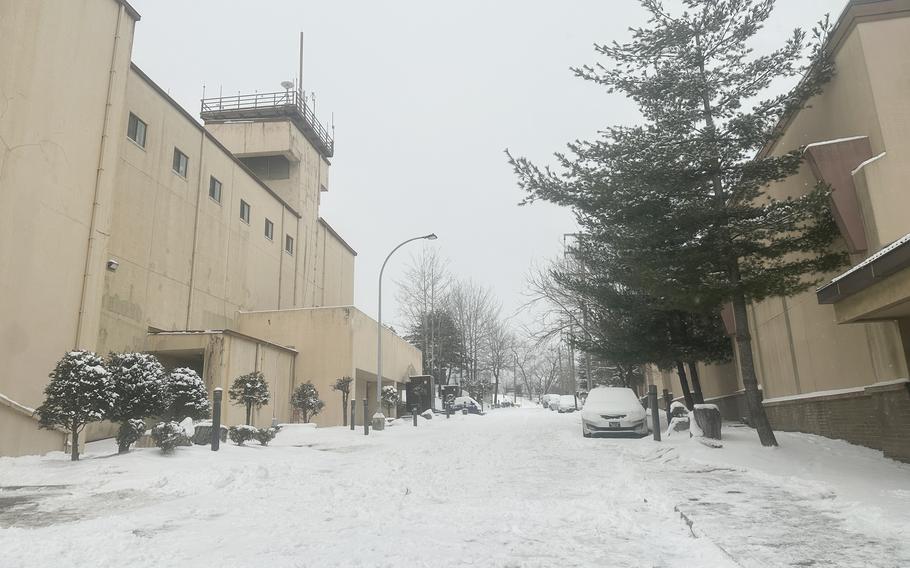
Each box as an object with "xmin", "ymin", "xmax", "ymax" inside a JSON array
[
  {"xmin": 107, "ymin": 352, "xmax": 167, "ymax": 453},
  {"xmin": 164, "ymin": 367, "xmax": 210, "ymax": 422},
  {"xmin": 332, "ymin": 376, "xmax": 353, "ymax": 426},
  {"xmin": 291, "ymin": 381, "xmax": 324, "ymax": 423},
  {"xmin": 228, "ymin": 371, "xmax": 271, "ymax": 425},
  {"xmin": 554, "ymin": 248, "xmax": 732, "ymax": 408},
  {"xmin": 510, "ymin": 0, "xmax": 843, "ymax": 446},
  {"xmin": 36, "ymin": 350, "xmax": 113, "ymax": 461}
]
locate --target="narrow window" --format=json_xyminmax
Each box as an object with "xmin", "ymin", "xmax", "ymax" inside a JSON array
[
  {"xmin": 127, "ymin": 113, "xmax": 147, "ymax": 148},
  {"xmin": 264, "ymin": 218, "xmax": 274, "ymax": 240},
  {"xmin": 172, "ymin": 148, "xmax": 188, "ymax": 177},
  {"xmin": 208, "ymin": 176, "xmax": 222, "ymax": 203},
  {"xmin": 240, "ymin": 199, "xmax": 251, "ymax": 224},
  {"xmin": 285, "ymin": 234, "xmax": 294, "ymax": 255}
]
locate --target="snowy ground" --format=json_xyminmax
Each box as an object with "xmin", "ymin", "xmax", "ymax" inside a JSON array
[{"xmin": 2, "ymin": 408, "xmax": 910, "ymax": 568}]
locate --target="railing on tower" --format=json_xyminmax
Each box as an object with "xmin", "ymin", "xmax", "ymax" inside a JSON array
[{"xmin": 200, "ymin": 90, "xmax": 334, "ymax": 158}]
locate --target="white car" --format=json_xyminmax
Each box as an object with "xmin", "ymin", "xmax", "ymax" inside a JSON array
[
  {"xmin": 548, "ymin": 394, "xmax": 561, "ymax": 411},
  {"xmin": 556, "ymin": 395, "xmax": 577, "ymax": 413},
  {"xmin": 580, "ymin": 387, "xmax": 649, "ymax": 437}
]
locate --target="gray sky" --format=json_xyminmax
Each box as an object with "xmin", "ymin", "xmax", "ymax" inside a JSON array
[{"xmin": 128, "ymin": 0, "xmax": 844, "ymax": 329}]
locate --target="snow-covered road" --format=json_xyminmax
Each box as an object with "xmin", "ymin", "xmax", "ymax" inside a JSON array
[{"xmin": 2, "ymin": 407, "xmax": 909, "ymax": 567}]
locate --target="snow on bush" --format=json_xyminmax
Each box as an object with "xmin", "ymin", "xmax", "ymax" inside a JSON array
[
  {"xmin": 670, "ymin": 401, "xmax": 689, "ymax": 416},
  {"xmin": 255, "ymin": 427, "xmax": 278, "ymax": 446},
  {"xmin": 36, "ymin": 350, "xmax": 114, "ymax": 461},
  {"xmin": 291, "ymin": 381, "xmax": 324, "ymax": 423},
  {"xmin": 229, "ymin": 425, "xmax": 259, "ymax": 445},
  {"xmin": 107, "ymin": 352, "xmax": 167, "ymax": 453},
  {"xmin": 229, "ymin": 371, "xmax": 271, "ymax": 425},
  {"xmin": 381, "ymin": 385, "xmax": 400, "ymax": 415},
  {"xmin": 151, "ymin": 421, "xmax": 189, "ymax": 454},
  {"xmin": 116, "ymin": 418, "xmax": 147, "ymax": 451},
  {"xmin": 164, "ymin": 367, "xmax": 210, "ymax": 422}
]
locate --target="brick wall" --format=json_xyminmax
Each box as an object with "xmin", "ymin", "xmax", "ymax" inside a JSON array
[{"xmin": 764, "ymin": 383, "xmax": 910, "ymax": 463}]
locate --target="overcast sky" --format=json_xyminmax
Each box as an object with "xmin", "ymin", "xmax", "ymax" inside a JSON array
[{"xmin": 128, "ymin": 0, "xmax": 844, "ymax": 330}]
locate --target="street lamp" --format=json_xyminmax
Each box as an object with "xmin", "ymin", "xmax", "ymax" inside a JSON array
[{"xmin": 373, "ymin": 233, "xmax": 438, "ymax": 431}]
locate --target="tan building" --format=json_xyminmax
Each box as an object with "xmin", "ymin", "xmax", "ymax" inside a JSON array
[
  {"xmin": 646, "ymin": 0, "xmax": 910, "ymax": 462},
  {"xmin": 0, "ymin": 0, "xmax": 421, "ymax": 456}
]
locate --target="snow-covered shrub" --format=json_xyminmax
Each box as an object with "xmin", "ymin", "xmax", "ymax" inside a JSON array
[
  {"xmin": 381, "ymin": 385, "xmax": 400, "ymax": 416},
  {"xmin": 36, "ymin": 350, "xmax": 114, "ymax": 461},
  {"xmin": 291, "ymin": 381, "xmax": 324, "ymax": 423},
  {"xmin": 229, "ymin": 371, "xmax": 271, "ymax": 425},
  {"xmin": 151, "ymin": 421, "xmax": 189, "ymax": 454},
  {"xmin": 116, "ymin": 418, "xmax": 147, "ymax": 451},
  {"xmin": 229, "ymin": 425, "xmax": 258, "ymax": 445},
  {"xmin": 163, "ymin": 367, "xmax": 210, "ymax": 422},
  {"xmin": 107, "ymin": 352, "xmax": 167, "ymax": 453},
  {"xmin": 670, "ymin": 401, "xmax": 689, "ymax": 417},
  {"xmin": 255, "ymin": 427, "xmax": 277, "ymax": 446}
]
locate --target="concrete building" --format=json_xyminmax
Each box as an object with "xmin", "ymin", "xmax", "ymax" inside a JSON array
[
  {"xmin": 0, "ymin": 0, "xmax": 421, "ymax": 457},
  {"xmin": 646, "ymin": 0, "xmax": 910, "ymax": 462}
]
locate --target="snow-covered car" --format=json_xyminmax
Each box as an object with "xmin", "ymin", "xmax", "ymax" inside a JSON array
[
  {"xmin": 451, "ymin": 395, "xmax": 482, "ymax": 414},
  {"xmin": 556, "ymin": 395, "xmax": 577, "ymax": 413},
  {"xmin": 540, "ymin": 394, "xmax": 557, "ymax": 409},
  {"xmin": 580, "ymin": 387, "xmax": 649, "ymax": 437},
  {"xmin": 549, "ymin": 395, "xmax": 561, "ymax": 411}
]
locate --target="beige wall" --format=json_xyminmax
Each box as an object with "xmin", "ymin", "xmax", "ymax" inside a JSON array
[
  {"xmin": 237, "ymin": 307, "xmax": 422, "ymax": 427},
  {"xmin": 744, "ymin": 8, "xmax": 910, "ymax": 401},
  {"xmin": 144, "ymin": 331, "xmax": 296, "ymax": 429},
  {"xmin": 0, "ymin": 0, "xmax": 137, "ymax": 455},
  {"xmin": 204, "ymin": 120, "xmax": 349, "ymax": 311},
  {"xmin": 644, "ymin": 360, "xmax": 741, "ymax": 403}
]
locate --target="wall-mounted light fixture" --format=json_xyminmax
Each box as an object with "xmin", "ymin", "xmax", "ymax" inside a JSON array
[{"xmin": 106, "ymin": 259, "xmax": 120, "ymax": 272}]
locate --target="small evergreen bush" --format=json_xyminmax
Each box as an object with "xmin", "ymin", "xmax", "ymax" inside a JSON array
[
  {"xmin": 151, "ymin": 421, "xmax": 188, "ymax": 454},
  {"xmin": 229, "ymin": 425, "xmax": 258, "ymax": 445},
  {"xmin": 255, "ymin": 427, "xmax": 278, "ymax": 446},
  {"xmin": 116, "ymin": 418, "xmax": 146, "ymax": 451}
]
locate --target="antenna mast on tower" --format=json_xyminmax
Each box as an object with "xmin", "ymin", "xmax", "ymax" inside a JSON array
[{"xmin": 298, "ymin": 32, "xmax": 304, "ymax": 98}]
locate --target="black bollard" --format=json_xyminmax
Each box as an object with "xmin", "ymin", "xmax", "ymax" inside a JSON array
[
  {"xmin": 350, "ymin": 399, "xmax": 356, "ymax": 431},
  {"xmin": 446, "ymin": 403, "xmax": 451, "ymax": 419},
  {"xmin": 363, "ymin": 399, "xmax": 369, "ymax": 436},
  {"xmin": 211, "ymin": 388, "xmax": 223, "ymax": 451},
  {"xmin": 663, "ymin": 389, "xmax": 672, "ymax": 425},
  {"xmin": 649, "ymin": 385, "xmax": 661, "ymax": 442},
  {"xmin": 412, "ymin": 405, "xmax": 418, "ymax": 427}
]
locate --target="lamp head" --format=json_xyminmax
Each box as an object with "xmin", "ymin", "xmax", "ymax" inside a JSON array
[{"xmin": 424, "ymin": 233, "xmax": 438, "ymax": 241}]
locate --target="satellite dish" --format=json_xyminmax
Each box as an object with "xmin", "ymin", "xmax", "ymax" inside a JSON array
[{"xmin": 280, "ymin": 81, "xmax": 294, "ymax": 90}]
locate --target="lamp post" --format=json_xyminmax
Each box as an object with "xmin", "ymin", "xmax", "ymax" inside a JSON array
[{"xmin": 373, "ymin": 233, "xmax": 438, "ymax": 431}]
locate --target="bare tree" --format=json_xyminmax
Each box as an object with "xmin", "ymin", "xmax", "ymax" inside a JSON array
[
  {"xmin": 395, "ymin": 246, "xmax": 452, "ymax": 378},
  {"xmin": 485, "ymin": 318, "xmax": 513, "ymax": 405},
  {"xmin": 512, "ymin": 338, "xmax": 561, "ymax": 399},
  {"xmin": 449, "ymin": 279, "xmax": 499, "ymax": 386}
]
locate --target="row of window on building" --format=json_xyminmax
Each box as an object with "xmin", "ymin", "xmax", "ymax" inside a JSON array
[{"xmin": 128, "ymin": 112, "xmax": 294, "ymax": 255}]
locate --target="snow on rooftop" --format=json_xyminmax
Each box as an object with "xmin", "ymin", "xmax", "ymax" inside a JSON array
[
  {"xmin": 802, "ymin": 135, "xmax": 868, "ymax": 152},
  {"xmin": 850, "ymin": 152, "xmax": 886, "ymax": 177},
  {"xmin": 825, "ymin": 231, "xmax": 910, "ymax": 285}
]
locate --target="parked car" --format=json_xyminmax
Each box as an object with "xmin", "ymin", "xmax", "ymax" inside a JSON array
[
  {"xmin": 548, "ymin": 394, "xmax": 561, "ymax": 411},
  {"xmin": 451, "ymin": 395, "xmax": 482, "ymax": 414},
  {"xmin": 556, "ymin": 395, "xmax": 578, "ymax": 413},
  {"xmin": 541, "ymin": 394, "xmax": 560, "ymax": 409},
  {"xmin": 580, "ymin": 387, "xmax": 649, "ymax": 437}
]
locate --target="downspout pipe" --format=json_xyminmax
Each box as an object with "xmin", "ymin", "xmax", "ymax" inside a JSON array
[{"xmin": 75, "ymin": 4, "xmax": 125, "ymax": 348}]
